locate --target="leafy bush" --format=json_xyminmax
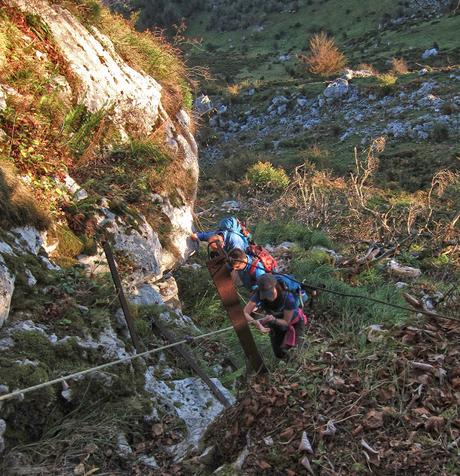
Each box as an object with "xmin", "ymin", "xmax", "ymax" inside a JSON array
[
  {"xmin": 431, "ymin": 123, "xmax": 449, "ymax": 142},
  {"xmin": 247, "ymin": 161, "xmax": 289, "ymax": 191},
  {"xmin": 377, "ymin": 73, "xmax": 397, "ymax": 96},
  {"xmin": 300, "ymin": 32, "xmax": 347, "ymax": 77},
  {"xmin": 181, "ymin": 84, "xmax": 193, "ymax": 110},
  {"xmin": 175, "ymin": 262, "xmax": 226, "ymax": 329}
]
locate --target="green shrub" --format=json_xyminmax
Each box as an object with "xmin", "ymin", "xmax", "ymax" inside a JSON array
[
  {"xmin": 299, "ymin": 145, "xmax": 331, "ymax": 168},
  {"xmin": 175, "ymin": 264, "xmax": 226, "ymax": 329},
  {"xmin": 63, "ymin": 105, "xmax": 106, "ymax": 157},
  {"xmin": 129, "ymin": 139, "xmax": 170, "ymax": 164},
  {"xmin": 377, "ymin": 73, "xmax": 397, "ymax": 96},
  {"xmin": 291, "ymin": 256, "xmax": 408, "ymax": 334},
  {"xmin": 431, "ymin": 123, "xmax": 449, "ymax": 142},
  {"xmin": 247, "ymin": 161, "xmax": 289, "ymax": 191},
  {"xmin": 254, "ymin": 221, "xmax": 331, "ymax": 248},
  {"xmin": 212, "ymin": 152, "xmax": 259, "ymax": 182},
  {"xmin": 181, "ymin": 84, "xmax": 193, "ymax": 110}
]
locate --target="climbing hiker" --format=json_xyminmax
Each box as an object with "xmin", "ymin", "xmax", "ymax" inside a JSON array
[
  {"xmin": 227, "ymin": 248, "xmax": 267, "ymax": 291},
  {"xmin": 243, "ymin": 274, "xmax": 308, "ymax": 359},
  {"xmin": 190, "ymin": 216, "xmax": 250, "ymax": 254}
]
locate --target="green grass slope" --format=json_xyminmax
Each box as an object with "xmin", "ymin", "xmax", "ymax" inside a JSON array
[{"xmin": 185, "ymin": 0, "xmax": 459, "ymax": 81}]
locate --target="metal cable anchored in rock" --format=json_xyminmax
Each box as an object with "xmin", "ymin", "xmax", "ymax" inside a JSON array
[{"xmin": 0, "ymin": 325, "xmax": 236, "ymax": 403}]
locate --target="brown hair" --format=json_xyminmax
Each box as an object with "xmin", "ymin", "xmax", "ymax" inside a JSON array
[{"xmin": 228, "ymin": 248, "xmax": 247, "ymax": 267}]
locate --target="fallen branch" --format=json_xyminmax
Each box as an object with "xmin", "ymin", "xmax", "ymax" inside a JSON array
[
  {"xmin": 403, "ymin": 293, "xmax": 456, "ymax": 322},
  {"xmin": 339, "ymin": 234, "xmax": 414, "ymax": 274}
]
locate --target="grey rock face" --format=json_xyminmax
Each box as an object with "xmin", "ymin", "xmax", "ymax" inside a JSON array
[
  {"xmin": 11, "ymin": 226, "xmax": 44, "ymax": 255},
  {"xmin": 0, "ymin": 256, "xmax": 15, "ymax": 328},
  {"xmin": 144, "ymin": 370, "xmax": 235, "ymax": 460},
  {"xmin": 10, "ymin": 0, "xmax": 162, "ymax": 136},
  {"xmin": 137, "ymin": 455, "xmax": 160, "ymax": 470},
  {"xmin": 129, "ymin": 284, "xmax": 164, "ymax": 307},
  {"xmin": 385, "ymin": 120, "xmax": 409, "ymax": 138},
  {"xmin": 271, "ymin": 95, "xmax": 289, "ymax": 106},
  {"xmin": 101, "ymin": 210, "xmax": 162, "ymax": 280},
  {"xmin": 116, "ymin": 433, "xmax": 133, "ymax": 459},
  {"xmin": 61, "ymin": 175, "xmax": 88, "ymax": 202}
]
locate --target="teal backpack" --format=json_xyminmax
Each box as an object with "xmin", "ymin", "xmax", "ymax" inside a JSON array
[
  {"xmin": 218, "ymin": 217, "xmax": 252, "ymax": 241},
  {"xmin": 275, "ymin": 274, "xmax": 308, "ymax": 309}
]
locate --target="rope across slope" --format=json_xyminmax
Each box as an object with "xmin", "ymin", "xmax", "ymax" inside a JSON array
[{"xmin": 0, "ymin": 325, "xmax": 235, "ymax": 403}]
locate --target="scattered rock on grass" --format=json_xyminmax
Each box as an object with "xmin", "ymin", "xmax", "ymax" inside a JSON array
[
  {"xmin": 323, "ymin": 78, "xmax": 349, "ymax": 100},
  {"xmin": 421, "ymin": 48, "xmax": 438, "ymax": 59},
  {"xmin": 387, "ymin": 259, "xmax": 422, "ymax": 278}
]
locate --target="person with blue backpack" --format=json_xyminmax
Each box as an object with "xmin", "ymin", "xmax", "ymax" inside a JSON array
[
  {"xmin": 190, "ymin": 216, "xmax": 250, "ymax": 254},
  {"xmin": 243, "ymin": 274, "xmax": 308, "ymax": 358}
]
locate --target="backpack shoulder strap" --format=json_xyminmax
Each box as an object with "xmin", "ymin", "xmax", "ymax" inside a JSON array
[{"xmin": 249, "ymin": 258, "xmax": 260, "ymax": 277}]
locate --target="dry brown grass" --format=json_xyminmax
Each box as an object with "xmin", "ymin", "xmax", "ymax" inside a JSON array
[
  {"xmin": 357, "ymin": 63, "xmax": 379, "ymax": 75},
  {"xmin": 391, "ymin": 57, "xmax": 409, "ymax": 75},
  {"xmin": 0, "ymin": 161, "xmax": 50, "ymax": 230},
  {"xmin": 255, "ymin": 139, "xmax": 460, "ymax": 246},
  {"xmin": 300, "ymin": 32, "xmax": 347, "ymax": 77}
]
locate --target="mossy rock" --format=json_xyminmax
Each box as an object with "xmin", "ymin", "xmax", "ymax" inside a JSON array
[
  {"xmin": 0, "ymin": 357, "xmax": 61, "ymax": 446},
  {"xmin": 70, "ymin": 358, "xmax": 147, "ymax": 406},
  {"xmin": 11, "ymin": 331, "xmax": 56, "ymax": 364},
  {"xmin": 49, "ymin": 224, "xmax": 84, "ymax": 267}
]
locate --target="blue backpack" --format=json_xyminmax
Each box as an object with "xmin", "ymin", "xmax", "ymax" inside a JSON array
[
  {"xmin": 218, "ymin": 217, "xmax": 252, "ymax": 241},
  {"xmin": 275, "ymin": 274, "xmax": 308, "ymax": 309}
]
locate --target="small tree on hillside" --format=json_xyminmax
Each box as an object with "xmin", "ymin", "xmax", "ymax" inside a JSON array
[{"xmin": 301, "ymin": 32, "xmax": 346, "ymax": 76}]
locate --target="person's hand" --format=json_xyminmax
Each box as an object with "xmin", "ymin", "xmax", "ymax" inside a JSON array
[
  {"xmin": 190, "ymin": 233, "xmax": 198, "ymax": 241},
  {"xmin": 260, "ymin": 315, "xmax": 275, "ymax": 326},
  {"xmin": 256, "ymin": 321, "xmax": 271, "ymax": 334}
]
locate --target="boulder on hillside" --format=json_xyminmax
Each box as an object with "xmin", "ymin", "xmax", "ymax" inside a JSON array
[
  {"xmin": 343, "ymin": 68, "xmax": 374, "ymax": 80},
  {"xmin": 271, "ymin": 95, "xmax": 289, "ymax": 106},
  {"xmin": 421, "ymin": 47, "xmax": 438, "ymax": 59},
  {"xmin": 194, "ymin": 95, "xmax": 213, "ymax": 115},
  {"xmin": 297, "ymin": 97, "xmax": 308, "ymax": 107},
  {"xmin": 323, "ymin": 78, "xmax": 349, "ymax": 100}
]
